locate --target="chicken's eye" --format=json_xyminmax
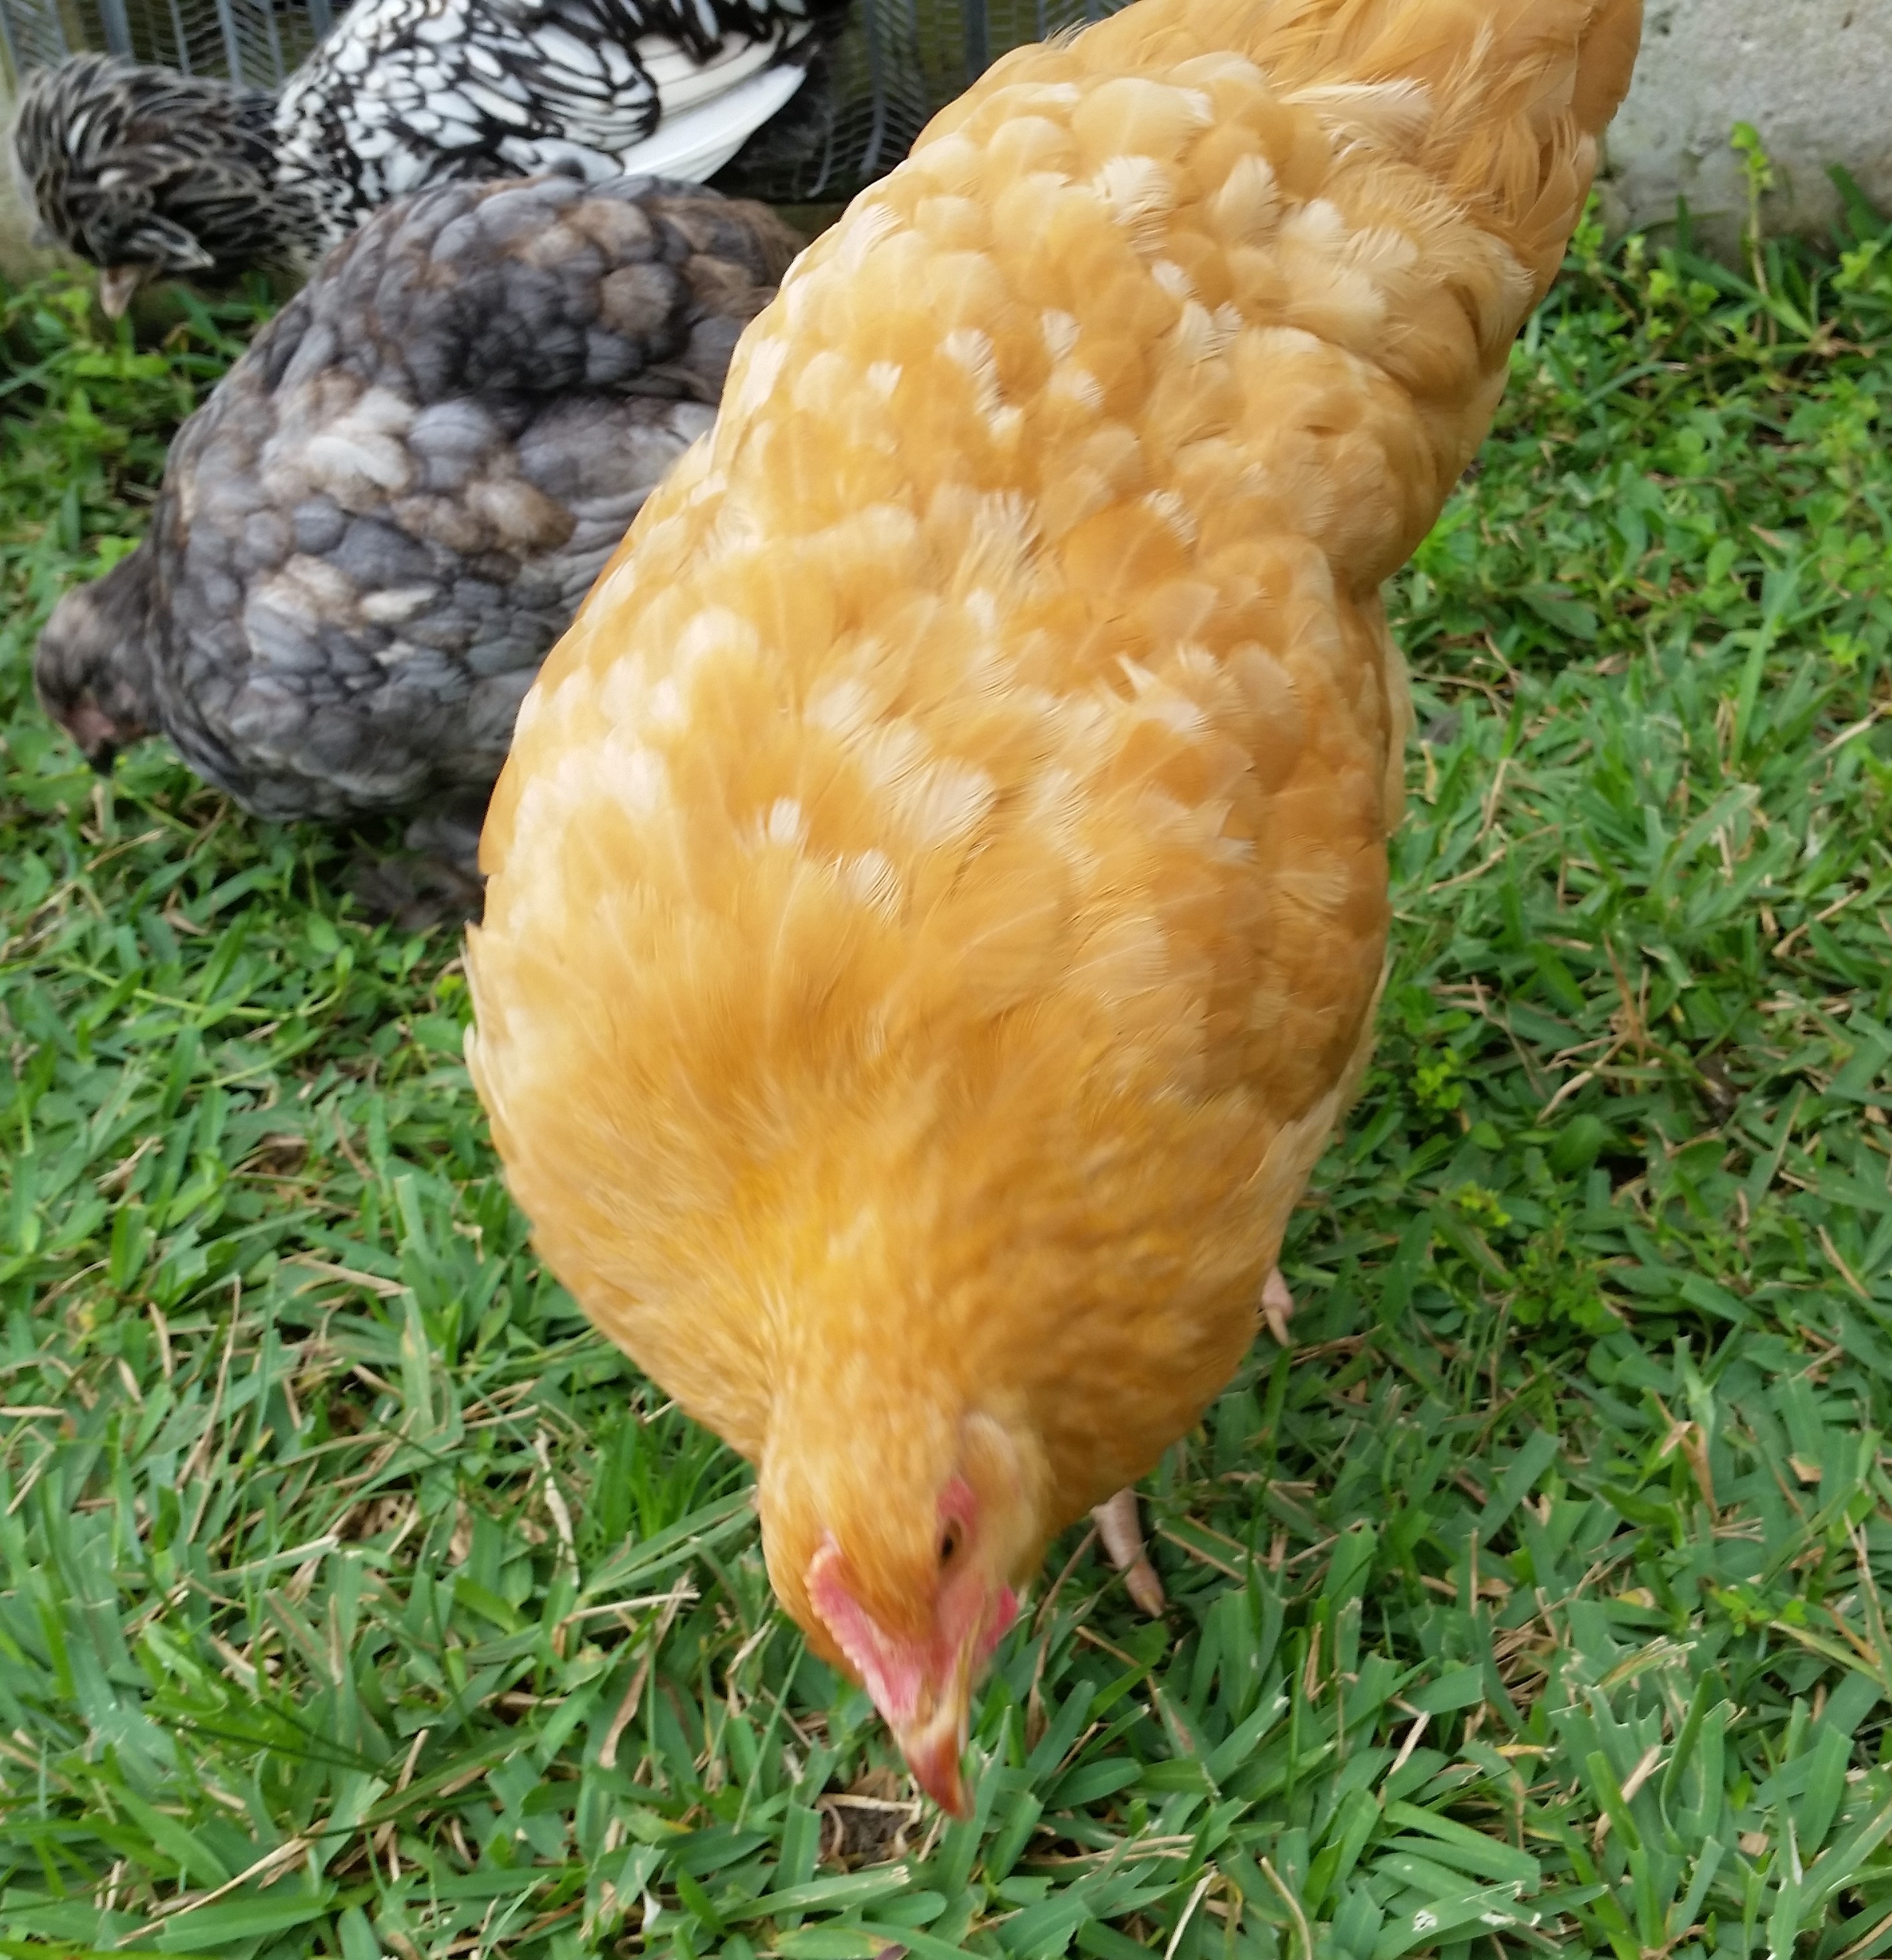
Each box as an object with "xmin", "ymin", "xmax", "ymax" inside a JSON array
[{"xmin": 939, "ymin": 1524, "xmax": 960, "ymax": 1566}]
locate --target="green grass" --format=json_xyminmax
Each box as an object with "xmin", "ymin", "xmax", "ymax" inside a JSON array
[{"xmin": 4, "ymin": 188, "xmax": 1892, "ymax": 1960}]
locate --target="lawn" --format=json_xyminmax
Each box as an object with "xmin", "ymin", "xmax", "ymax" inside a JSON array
[{"xmin": 3, "ymin": 184, "xmax": 1892, "ymax": 1960}]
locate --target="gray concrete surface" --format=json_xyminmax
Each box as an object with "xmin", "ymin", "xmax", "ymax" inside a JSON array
[
  {"xmin": 1600, "ymin": 0, "xmax": 1892, "ymax": 255},
  {"xmin": 0, "ymin": 61, "xmax": 61, "ymax": 284},
  {"xmin": 0, "ymin": 65, "xmax": 56, "ymax": 284}
]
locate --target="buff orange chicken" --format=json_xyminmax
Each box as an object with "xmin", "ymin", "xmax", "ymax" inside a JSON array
[{"xmin": 466, "ymin": 0, "xmax": 1641, "ymax": 1812}]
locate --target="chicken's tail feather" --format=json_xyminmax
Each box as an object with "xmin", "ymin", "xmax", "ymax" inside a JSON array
[
  {"xmin": 1176, "ymin": 0, "xmax": 1641, "ymax": 290},
  {"xmin": 618, "ymin": 57, "xmax": 811, "ymax": 181},
  {"xmin": 1386, "ymin": 0, "xmax": 1642, "ymax": 293}
]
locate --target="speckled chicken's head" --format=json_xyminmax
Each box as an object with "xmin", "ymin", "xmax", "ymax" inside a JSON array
[
  {"xmin": 36, "ymin": 550, "xmax": 162, "ymax": 773},
  {"xmin": 13, "ymin": 54, "xmax": 280, "ymax": 315}
]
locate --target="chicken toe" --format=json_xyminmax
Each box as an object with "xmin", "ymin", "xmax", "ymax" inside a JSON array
[
  {"xmin": 1261, "ymin": 1266, "xmax": 1295, "ymax": 1349},
  {"xmin": 1092, "ymin": 1487, "xmax": 1166, "ymax": 1616}
]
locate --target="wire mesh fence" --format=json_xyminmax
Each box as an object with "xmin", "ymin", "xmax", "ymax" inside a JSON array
[
  {"xmin": 719, "ymin": 0, "xmax": 1132, "ymax": 199},
  {"xmin": 0, "ymin": 0, "xmax": 331, "ymax": 96},
  {"xmin": 0, "ymin": 0, "xmax": 1134, "ymax": 204}
]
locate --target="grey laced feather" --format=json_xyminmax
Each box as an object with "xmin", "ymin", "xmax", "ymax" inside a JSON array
[{"xmin": 35, "ymin": 173, "xmax": 801, "ymax": 824}]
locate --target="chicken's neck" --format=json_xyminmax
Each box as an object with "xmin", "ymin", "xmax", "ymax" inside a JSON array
[
  {"xmin": 757, "ymin": 1354, "xmax": 1049, "ymax": 1653},
  {"xmin": 154, "ymin": 82, "xmax": 325, "ymax": 283},
  {"xmin": 259, "ymin": 151, "xmax": 352, "ymax": 271}
]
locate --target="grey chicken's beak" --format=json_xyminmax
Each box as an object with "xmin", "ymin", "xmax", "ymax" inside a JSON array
[
  {"xmin": 62, "ymin": 700, "xmax": 123, "ymax": 776},
  {"xmin": 97, "ymin": 266, "xmax": 144, "ymax": 319}
]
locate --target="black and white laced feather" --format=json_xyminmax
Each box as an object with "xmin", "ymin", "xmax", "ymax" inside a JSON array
[{"xmin": 12, "ymin": 0, "xmax": 838, "ymax": 309}]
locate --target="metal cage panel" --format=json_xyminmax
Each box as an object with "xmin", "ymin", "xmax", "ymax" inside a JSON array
[
  {"xmin": 0, "ymin": 0, "xmax": 1135, "ymax": 202},
  {"xmin": 0, "ymin": 0, "xmax": 331, "ymax": 91}
]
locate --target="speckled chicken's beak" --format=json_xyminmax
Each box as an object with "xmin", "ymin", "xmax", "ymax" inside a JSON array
[
  {"xmin": 892, "ymin": 1657, "xmax": 974, "ymax": 1818},
  {"xmin": 97, "ymin": 267, "xmax": 143, "ymax": 320}
]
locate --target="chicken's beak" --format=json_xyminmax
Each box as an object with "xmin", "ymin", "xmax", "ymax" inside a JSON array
[
  {"xmin": 891, "ymin": 1653, "xmax": 975, "ymax": 1818},
  {"xmin": 98, "ymin": 267, "xmax": 144, "ymax": 320},
  {"xmin": 61, "ymin": 700, "xmax": 122, "ymax": 775}
]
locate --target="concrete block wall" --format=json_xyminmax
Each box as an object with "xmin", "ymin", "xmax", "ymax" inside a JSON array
[{"xmin": 1601, "ymin": 0, "xmax": 1892, "ymax": 256}]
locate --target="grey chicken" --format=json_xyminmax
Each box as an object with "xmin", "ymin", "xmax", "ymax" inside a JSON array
[
  {"xmin": 36, "ymin": 172, "xmax": 800, "ymax": 914},
  {"xmin": 13, "ymin": 0, "xmax": 837, "ymax": 316}
]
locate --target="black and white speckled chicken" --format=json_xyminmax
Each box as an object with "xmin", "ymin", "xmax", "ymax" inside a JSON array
[
  {"xmin": 13, "ymin": 0, "xmax": 835, "ymax": 316},
  {"xmin": 35, "ymin": 172, "xmax": 799, "ymax": 913}
]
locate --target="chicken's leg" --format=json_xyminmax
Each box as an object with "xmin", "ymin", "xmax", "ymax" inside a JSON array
[
  {"xmin": 348, "ymin": 796, "xmax": 490, "ymax": 932},
  {"xmin": 1092, "ymin": 1488, "xmax": 1166, "ymax": 1615},
  {"xmin": 1092, "ymin": 1266, "xmax": 1297, "ymax": 1617},
  {"xmin": 1261, "ymin": 1265, "xmax": 1295, "ymax": 1348}
]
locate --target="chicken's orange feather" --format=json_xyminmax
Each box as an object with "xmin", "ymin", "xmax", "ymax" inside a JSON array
[{"xmin": 468, "ymin": 0, "xmax": 1640, "ymax": 1707}]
